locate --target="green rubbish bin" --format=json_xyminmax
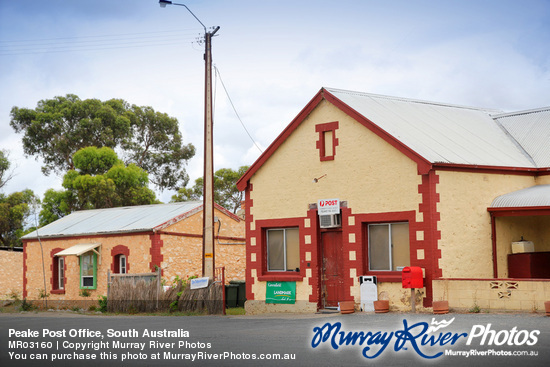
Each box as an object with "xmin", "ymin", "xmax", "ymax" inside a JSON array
[
  {"xmin": 225, "ymin": 284, "xmax": 238, "ymax": 308},
  {"xmin": 230, "ymin": 280, "xmax": 246, "ymax": 307}
]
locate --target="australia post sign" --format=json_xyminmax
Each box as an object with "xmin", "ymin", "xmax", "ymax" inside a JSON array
[{"xmin": 318, "ymin": 198, "xmax": 340, "ymax": 215}]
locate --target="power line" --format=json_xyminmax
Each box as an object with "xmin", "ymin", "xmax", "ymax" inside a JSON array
[
  {"xmin": 1, "ymin": 34, "xmax": 194, "ymax": 49},
  {"xmin": 0, "ymin": 29, "xmax": 202, "ymax": 56},
  {"xmin": 0, "ymin": 40, "xmax": 194, "ymax": 56},
  {"xmin": 0, "ymin": 28, "xmax": 201, "ymax": 44},
  {"xmin": 214, "ymin": 65, "xmax": 263, "ymax": 154}
]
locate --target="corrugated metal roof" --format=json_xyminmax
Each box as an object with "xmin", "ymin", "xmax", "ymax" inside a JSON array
[
  {"xmin": 23, "ymin": 201, "xmax": 203, "ymax": 239},
  {"xmin": 493, "ymin": 107, "xmax": 550, "ymax": 168},
  {"xmin": 326, "ymin": 88, "xmax": 540, "ymax": 168},
  {"xmin": 490, "ymin": 185, "xmax": 550, "ymax": 208}
]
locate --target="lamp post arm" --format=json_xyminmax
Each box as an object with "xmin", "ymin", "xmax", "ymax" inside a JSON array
[{"xmin": 159, "ymin": 0, "xmax": 207, "ymax": 32}]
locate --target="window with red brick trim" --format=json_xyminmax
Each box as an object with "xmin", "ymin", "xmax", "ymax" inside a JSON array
[
  {"xmin": 266, "ymin": 227, "xmax": 300, "ymax": 272},
  {"xmin": 111, "ymin": 245, "xmax": 130, "ymax": 273},
  {"xmin": 315, "ymin": 121, "xmax": 339, "ymax": 161},
  {"xmin": 368, "ymin": 222, "xmax": 410, "ymax": 271},
  {"xmin": 114, "ymin": 254, "xmax": 127, "ymax": 274},
  {"xmin": 51, "ymin": 248, "xmax": 65, "ymax": 294}
]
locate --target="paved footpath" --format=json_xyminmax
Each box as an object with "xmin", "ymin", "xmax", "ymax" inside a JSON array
[{"xmin": 1, "ymin": 311, "xmax": 549, "ymax": 366}]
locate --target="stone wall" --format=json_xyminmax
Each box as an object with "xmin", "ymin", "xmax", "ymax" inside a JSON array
[
  {"xmin": 24, "ymin": 235, "xmax": 153, "ymax": 304},
  {"xmin": 161, "ymin": 207, "xmax": 245, "ymax": 284},
  {"xmin": 23, "ymin": 206, "xmax": 245, "ymax": 307},
  {"xmin": 433, "ymin": 279, "xmax": 550, "ymax": 312},
  {"xmin": 0, "ymin": 250, "xmax": 23, "ymax": 299}
]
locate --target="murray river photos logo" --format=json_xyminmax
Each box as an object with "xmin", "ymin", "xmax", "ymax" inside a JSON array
[{"xmin": 310, "ymin": 318, "xmax": 540, "ymax": 359}]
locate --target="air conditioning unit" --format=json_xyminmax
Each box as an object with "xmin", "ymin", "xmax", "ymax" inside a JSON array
[{"xmin": 319, "ymin": 213, "xmax": 341, "ymax": 228}]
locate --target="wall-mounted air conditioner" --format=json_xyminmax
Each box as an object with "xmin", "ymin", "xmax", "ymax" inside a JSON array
[{"xmin": 319, "ymin": 213, "xmax": 341, "ymax": 228}]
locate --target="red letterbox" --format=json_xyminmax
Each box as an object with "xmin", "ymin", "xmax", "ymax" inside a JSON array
[{"xmin": 402, "ymin": 266, "xmax": 423, "ymax": 288}]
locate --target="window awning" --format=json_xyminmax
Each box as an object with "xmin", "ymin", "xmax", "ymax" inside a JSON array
[{"xmin": 55, "ymin": 243, "xmax": 101, "ymax": 257}]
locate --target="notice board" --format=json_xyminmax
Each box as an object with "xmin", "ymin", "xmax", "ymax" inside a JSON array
[{"xmin": 266, "ymin": 281, "xmax": 296, "ymax": 304}]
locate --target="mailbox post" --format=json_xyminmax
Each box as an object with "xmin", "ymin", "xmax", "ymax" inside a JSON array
[{"xmin": 402, "ymin": 266, "xmax": 423, "ymax": 313}]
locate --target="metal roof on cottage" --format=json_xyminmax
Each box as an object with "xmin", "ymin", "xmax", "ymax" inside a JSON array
[{"xmin": 23, "ymin": 201, "xmax": 206, "ymax": 239}]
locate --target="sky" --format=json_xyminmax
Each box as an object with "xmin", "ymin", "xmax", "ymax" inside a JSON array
[{"xmin": 1, "ymin": 0, "xmax": 549, "ymax": 204}]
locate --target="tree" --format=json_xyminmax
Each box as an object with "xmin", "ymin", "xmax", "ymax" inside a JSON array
[
  {"xmin": 0, "ymin": 149, "xmax": 15, "ymax": 190},
  {"xmin": 39, "ymin": 147, "xmax": 158, "ymax": 225},
  {"xmin": 39, "ymin": 189, "xmax": 71, "ymax": 226},
  {"xmin": 123, "ymin": 105, "xmax": 195, "ymax": 190},
  {"xmin": 10, "ymin": 94, "xmax": 131, "ymax": 175},
  {"xmin": 172, "ymin": 166, "xmax": 249, "ymax": 213},
  {"xmin": 10, "ymin": 94, "xmax": 195, "ymax": 190},
  {"xmin": 0, "ymin": 189, "xmax": 38, "ymax": 247}
]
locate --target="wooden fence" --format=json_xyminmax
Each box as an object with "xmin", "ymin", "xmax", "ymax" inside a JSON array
[{"xmin": 107, "ymin": 267, "xmax": 225, "ymax": 314}]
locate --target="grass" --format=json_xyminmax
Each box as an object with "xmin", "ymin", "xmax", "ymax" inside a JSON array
[
  {"xmin": 226, "ymin": 307, "xmax": 245, "ymax": 315},
  {"xmin": 0, "ymin": 300, "xmax": 38, "ymax": 313},
  {"xmin": 1, "ymin": 300, "xmax": 245, "ymax": 316},
  {"xmin": 0, "ymin": 306, "xmax": 237, "ymax": 317},
  {"xmin": 468, "ymin": 303, "xmax": 482, "ymax": 313}
]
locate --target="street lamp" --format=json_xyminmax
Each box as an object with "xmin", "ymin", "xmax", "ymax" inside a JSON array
[
  {"xmin": 159, "ymin": 0, "xmax": 219, "ymax": 279},
  {"xmin": 159, "ymin": 0, "xmax": 206, "ymax": 31}
]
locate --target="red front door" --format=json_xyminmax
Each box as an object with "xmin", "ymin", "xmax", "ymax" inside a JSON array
[{"xmin": 321, "ymin": 231, "xmax": 344, "ymax": 308}]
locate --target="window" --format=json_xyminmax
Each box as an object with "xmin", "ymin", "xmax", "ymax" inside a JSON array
[
  {"xmin": 315, "ymin": 121, "xmax": 339, "ymax": 161},
  {"xmin": 51, "ymin": 249, "xmax": 65, "ymax": 293},
  {"xmin": 324, "ymin": 130, "xmax": 334, "ymax": 157},
  {"xmin": 267, "ymin": 228, "xmax": 300, "ymax": 271},
  {"xmin": 113, "ymin": 254, "xmax": 127, "ymax": 273},
  {"xmin": 111, "ymin": 245, "xmax": 130, "ymax": 274},
  {"xmin": 118, "ymin": 255, "xmax": 127, "ymax": 274},
  {"xmin": 80, "ymin": 251, "xmax": 97, "ymax": 289},
  {"xmin": 368, "ymin": 222, "xmax": 410, "ymax": 271},
  {"xmin": 58, "ymin": 257, "xmax": 64, "ymax": 290}
]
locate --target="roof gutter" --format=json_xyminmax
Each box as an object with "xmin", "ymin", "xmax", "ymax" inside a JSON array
[{"xmin": 432, "ymin": 163, "xmax": 549, "ymax": 176}]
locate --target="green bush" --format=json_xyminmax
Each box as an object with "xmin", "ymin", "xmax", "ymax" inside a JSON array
[
  {"xmin": 19, "ymin": 299, "xmax": 36, "ymax": 312},
  {"xmin": 98, "ymin": 296, "xmax": 108, "ymax": 312}
]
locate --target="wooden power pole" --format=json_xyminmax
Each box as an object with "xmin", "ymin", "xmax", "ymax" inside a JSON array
[{"xmin": 202, "ymin": 26, "xmax": 220, "ymax": 279}]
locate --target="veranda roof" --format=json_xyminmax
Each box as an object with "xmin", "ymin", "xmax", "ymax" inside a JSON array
[{"xmin": 490, "ymin": 185, "xmax": 550, "ymax": 208}]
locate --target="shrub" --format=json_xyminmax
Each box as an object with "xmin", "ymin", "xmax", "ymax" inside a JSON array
[{"xmin": 98, "ymin": 296, "xmax": 108, "ymax": 312}]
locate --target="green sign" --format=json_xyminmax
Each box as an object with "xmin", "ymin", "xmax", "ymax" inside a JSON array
[{"xmin": 266, "ymin": 281, "xmax": 296, "ymax": 304}]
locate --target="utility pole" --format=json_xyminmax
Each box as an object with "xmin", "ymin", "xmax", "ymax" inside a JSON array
[
  {"xmin": 159, "ymin": 1, "xmax": 219, "ymax": 279},
  {"xmin": 202, "ymin": 26, "xmax": 220, "ymax": 279}
]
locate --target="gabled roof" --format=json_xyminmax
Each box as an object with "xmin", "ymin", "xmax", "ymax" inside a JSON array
[
  {"xmin": 23, "ymin": 201, "xmax": 240, "ymax": 240},
  {"xmin": 237, "ymin": 88, "xmax": 550, "ymax": 190}
]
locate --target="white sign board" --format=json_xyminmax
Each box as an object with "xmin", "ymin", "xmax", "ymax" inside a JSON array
[
  {"xmin": 190, "ymin": 277, "xmax": 209, "ymax": 290},
  {"xmin": 359, "ymin": 276, "xmax": 377, "ymax": 312},
  {"xmin": 317, "ymin": 198, "xmax": 340, "ymax": 215}
]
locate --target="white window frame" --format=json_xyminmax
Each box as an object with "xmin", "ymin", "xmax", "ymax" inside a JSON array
[
  {"xmin": 119, "ymin": 255, "xmax": 127, "ymax": 274},
  {"xmin": 58, "ymin": 257, "xmax": 64, "ymax": 290}
]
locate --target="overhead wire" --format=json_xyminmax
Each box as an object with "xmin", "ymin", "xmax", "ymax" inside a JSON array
[
  {"xmin": 2, "ymin": 28, "xmax": 264, "ymax": 155},
  {"xmin": 0, "ymin": 28, "xmax": 203, "ymax": 56},
  {"xmin": 214, "ymin": 65, "xmax": 263, "ymax": 154}
]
